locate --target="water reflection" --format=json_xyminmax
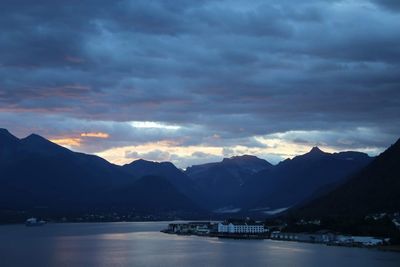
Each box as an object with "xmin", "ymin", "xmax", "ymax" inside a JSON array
[{"xmin": 0, "ymin": 223, "xmax": 399, "ymax": 267}]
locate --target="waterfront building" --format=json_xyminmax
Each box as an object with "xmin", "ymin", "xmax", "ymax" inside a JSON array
[
  {"xmin": 217, "ymin": 219, "xmax": 266, "ymax": 234},
  {"xmin": 271, "ymin": 231, "xmax": 385, "ymax": 246}
]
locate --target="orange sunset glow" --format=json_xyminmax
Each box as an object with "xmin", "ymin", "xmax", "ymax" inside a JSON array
[{"xmin": 81, "ymin": 132, "xmax": 110, "ymax": 138}]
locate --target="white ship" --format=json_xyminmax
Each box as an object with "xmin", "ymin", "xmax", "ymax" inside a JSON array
[{"xmin": 25, "ymin": 217, "xmax": 46, "ymax": 226}]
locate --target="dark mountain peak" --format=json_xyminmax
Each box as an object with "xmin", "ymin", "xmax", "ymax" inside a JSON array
[
  {"xmin": 126, "ymin": 158, "xmax": 161, "ymax": 167},
  {"xmin": 23, "ymin": 133, "xmax": 46, "ymax": 142},
  {"xmin": 123, "ymin": 159, "xmax": 155, "ymax": 170},
  {"xmin": 289, "ymin": 146, "xmax": 330, "ymax": 163},
  {"xmin": 22, "ymin": 133, "xmax": 55, "ymax": 147},
  {"xmin": 299, "ymin": 146, "xmax": 330, "ymax": 159},
  {"xmin": 130, "ymin": 158, "xmax": 151, "ymax": 164},
  {"xmin": 0, "ymin": 129, "xmax": 20, "ymax": 154},
  {"xmin": 224, "ymin": 154, "xmax": 261, "ymax": 162},
  {"xmin": 0, "ymin": 128, "xmax": 19, "ymax": 142},
  {"xmin": 123, "ymin": 159, "xmax": 184, "ymax": 178},
  {"xmin": 126, "ymin": 159, "xmax": 178, "ymax": 170},
  {"xmin": 187, "ymin": 155, "xmax": 272, "ymax": 177},
  {"xmin": 159, "ymin": 161, "xmax": 176, "ymax": 168},
  {"xmin": 222, "ymin": 154, "xmax": 272, "ymax": 166},
  {"xmin": 309, "ymin": 146, "xmax": 325, "ymax": 154},
  {"xmin": 0, "ymin": 128, "xmax": 11, "ymax": 135},
  {"xmin": 230, "ymin": 154, "xmax": 257, "ymax": 160},
  {"xmin": 21, "ymin": 133, "xmax": 70, "ymax": 155}
]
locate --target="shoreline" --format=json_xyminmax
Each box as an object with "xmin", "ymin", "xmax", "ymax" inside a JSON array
[{"xmin": 161, "ymin": 230, "xmax": 400, "ymax": 252}]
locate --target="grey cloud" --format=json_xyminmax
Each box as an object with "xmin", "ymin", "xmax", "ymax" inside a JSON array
[
  {"xmin": 372, "ymin": 0, "xmax": 400, "ymax": 11},
  {"xmin": 0, "ymin": 0, "xmax": 399, "ymax": 162},
  {"xmin": 191, "ymin": 151, "xmax": 213, "ymax": 158}
]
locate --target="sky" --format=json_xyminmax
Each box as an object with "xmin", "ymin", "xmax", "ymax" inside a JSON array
[{"xmin": 0, "ymin": 0, "xmax": 399, "ymax": 168}]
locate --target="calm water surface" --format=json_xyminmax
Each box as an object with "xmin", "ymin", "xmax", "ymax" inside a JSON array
[{"xmin": 0, "ymin": 222, "xmax": 399, "ymax": 267}]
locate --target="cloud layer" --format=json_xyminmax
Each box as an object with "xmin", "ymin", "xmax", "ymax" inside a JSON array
[{"xmin": 0, "ymin": 0, "xmax": 399, "ymax": 168}]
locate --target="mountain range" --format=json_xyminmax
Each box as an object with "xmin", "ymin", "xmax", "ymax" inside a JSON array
[
  {"xmin": 0, "ymin": 128, "xmax": 399, "ymax": 222},
  {"xmin": 0, "ymin": 129, "xmax": 202, "ymax": 221}
]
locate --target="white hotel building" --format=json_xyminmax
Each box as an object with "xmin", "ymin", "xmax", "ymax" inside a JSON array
[{"xmin": 218, "ymin": 221, "xmax": 266, "ymax": 234}]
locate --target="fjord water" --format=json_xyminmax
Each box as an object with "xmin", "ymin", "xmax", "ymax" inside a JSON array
[{"xmin": 1, "ymin": 222, "xmax": 399, "ymax": 267}]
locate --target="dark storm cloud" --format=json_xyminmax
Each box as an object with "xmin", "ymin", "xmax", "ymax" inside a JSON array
[
  {"xmin": 372, "ymin": 0, "xmax": 400, "ymax": 11},
  {"xmin": 0, "ymin": 0, "xmax": 399, "ymax": 156}
]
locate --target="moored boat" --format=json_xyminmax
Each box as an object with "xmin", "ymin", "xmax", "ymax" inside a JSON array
[{"xmin": 25, "ymin": 217, "xmax": 46, "ymax": 226}]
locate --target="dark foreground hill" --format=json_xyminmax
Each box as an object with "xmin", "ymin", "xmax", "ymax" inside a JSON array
[{"xmin": 294, "ymin": 138, "xmax": 400, "ymax": 217}]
